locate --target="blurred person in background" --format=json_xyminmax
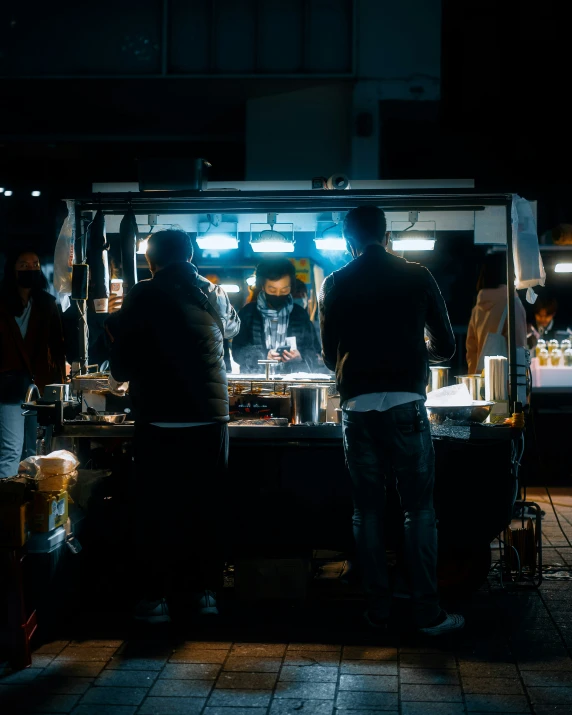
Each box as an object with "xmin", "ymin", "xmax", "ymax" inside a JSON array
[
  {"xmin": 232, "ymin": 258, "xmax": 319, "ymax": 373},
  {"xmin": 466, "ymin": 253, "xmax": 527, "ymax": 374},
  {"xmin": 0, "ymin": 249, "xmax": 65, "ymax": 478},
  {"xmin": 527, "ymin": 295, "xmax": 570, "ymax": 348}
]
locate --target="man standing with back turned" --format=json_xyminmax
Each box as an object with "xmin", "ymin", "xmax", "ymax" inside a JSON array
[{"xmin": 319, "ymin": 206, "xmax": 464, "ymax": 635}]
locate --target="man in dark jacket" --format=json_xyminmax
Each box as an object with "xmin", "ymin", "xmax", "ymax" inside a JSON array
[
  {"xmin": 107, "ymin": 229, "xmax": 239, "ymax": 624},
  {"xmin": 319, "ymin": 206, "xmax": 464, "ymax": 635},
  {"xmin": 232, "ymin": 258, "xmax": 320, "ymax": 374}
]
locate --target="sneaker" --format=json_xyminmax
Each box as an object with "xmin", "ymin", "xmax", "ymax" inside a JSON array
[
  {"xmin": 419, "ymin": 611, "xmax": 465, "ymax": 636},
  {"xmin": 133, "ymin": 598, "xmax": 171, "ymax": 624},
  {"xmin": 190, "ymin": 590, "xmax": 219, "ymax": 616}
]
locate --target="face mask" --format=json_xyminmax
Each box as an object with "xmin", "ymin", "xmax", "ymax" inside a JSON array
[
  {"xmin": 17, "ymin": 270, "xmax": 43, "ymax": 289},
  {"xmin": 293, "ymin": 297, "xmax": 308, "ymax": 310},
  {"xmin": 265, "ymin": 293, "xmax": 289, "ymax": 311}
]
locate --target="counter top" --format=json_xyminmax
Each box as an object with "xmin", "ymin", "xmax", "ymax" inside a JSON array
[{"xmin": 59, "ymin": 420, "xmax": 514, "ymax": 442}]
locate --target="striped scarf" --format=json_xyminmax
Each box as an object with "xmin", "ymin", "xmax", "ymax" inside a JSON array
[{"xmin": 257, "ymin": 292, "xmax": 294, "ymax": 350}]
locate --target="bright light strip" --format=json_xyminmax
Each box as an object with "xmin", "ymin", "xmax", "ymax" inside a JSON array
[
  {"xmin": 315, "ymin": 238, "xmax": 347, "ymax": 251},
  {"xmin": 392, "ymin": 239, "xmax": 436, "ymax": 251},
  {"xmin": 220, "ymin": 284, "xmax": 240, "ymax": 293},
  {"xmin": 251, "ymin": 241, "xmax": 295, "ymax": 253},
  {"xmin": 246, "ymin": 275, "xmax": 256, "ymax": 287},
  {"xmin": 4, "ymin": 190, "xmax": 13, "ymax": 197},
  {"xmin": 31, "ymin": 190, "xmax": 41, "ymax": 197},
  {"xmin": 0, "ymin": 188, "xmax": 4, "ymax": 193},
  {"xmin": 137, "ymin": 238, "xmax": 149, "ymax": 254},
  {"xmin": 555, "ymin": 263, "xmax": 572, "ymax": 273},
  {"xmin": 196, "ymin": 235, "xmax": 238, "ymax": 250}
]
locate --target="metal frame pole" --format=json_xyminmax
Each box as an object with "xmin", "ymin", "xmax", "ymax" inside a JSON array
[{"xmin": 506, "ymin": 199, "xmax": 518, "ymax": 410}]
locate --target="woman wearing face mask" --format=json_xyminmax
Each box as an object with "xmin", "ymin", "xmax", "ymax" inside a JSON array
[
  {"xmin": 232, "ymin": 258, "xmax": 319, "ymax": 374},
  {"xmin": 0, "ymin": 250, "xmax": 66, "ymax": 478}
]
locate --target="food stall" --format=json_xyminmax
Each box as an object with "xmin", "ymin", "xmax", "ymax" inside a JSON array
[{"xmin": 2, "ymin": 183, "xmax": 540, "ymax": 665}]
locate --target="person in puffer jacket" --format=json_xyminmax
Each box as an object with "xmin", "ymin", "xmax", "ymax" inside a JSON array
[{"xmin": 466, "ymin": 253, "xmax": 527, "ymax": 374}]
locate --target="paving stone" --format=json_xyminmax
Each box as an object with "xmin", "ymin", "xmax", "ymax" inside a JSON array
[
  {"xmin": 343, "ymin": 647, "xmax": 397, "ymax": 661},
  {"xmin": 44, "ymin": 663, "xmax": 106, "ymax": 678},
  {"xmin": 34, "ymin": 675, "xmax": 94, "ymax": 694},
  {"xmin": 34, "ymin": 641, "xmax": 70, "ymax": 655},
  {"xmin": 401, "ymin": 704, "xmax": 465, "ymax": 715},
  {"xmin": 216, "ymin": 672, "xmax": 277, "ymax": 689},
  {"xmin": 279, "ymin": 666, "xmax": 339, "ymax": 683},
  {"xmin": 528, "ymin": 686, "xmax": 572, "ymax": 707},
  {"xmin": 207, "ymin": 690, "xmax": 273, "ymax": 707},
  {"xmin": 80, "ymin": 686, "xmax": 147, "ymax": 705},
  {"xmin": 521, "ymin": 670, "xmax": 572, "ymax": 687},
  {"xmin": 464, "ymin": 693, "xmax": 531, "ymax": 712},
  {"xmin": 105, "ymin": 656, "xmax": 168, "ymax": 671},
  {"xmin": 70, "ymin": 640, "xmax": 124, "ymax": 649},
  {"xmin": 55, "ymin": 647, "xmax": 116, "ymax": 663},
  {"xmin": 31, "ymin": 655, "xmax": 57, "ymax": 668},
  {"xmin": 169, "ymin": 649, "xmax": 227, "ymax": 664},
  {"xmin": 335, "ymin": 690, "xmax": 398, "ymax": 710},
  {"xmin": 71, "ymin": 706, "xmax": 138, "ymax": 715},
  {"xmin": 178, "ymin": 642, "xmax": 232, "ymax": 650},
  {"xmin": 287, "ymin": 644, "xmax": 341, "ymax": 653},
  {"xmin": 96, "ymin": 670, "xmax": 158, "ymax": 687},
  {"xmin": 205, "ymin": 709, "xmax": 267, "ymax": 715},
  {"xmin": 340, "ymin": 661, "xmax": 397, "ymax": 676},
  {"xmin": 138, "ymin": 696, "xmax": 206, "ymax": 714},
  {"xmin": 269, "ymin": 701, "xmax": 334, "ymax": 714},
  {"xmin": 284, "ymin": 652, "xmax": 340, "ymax": 666},
  {"xmin": 149, "ymin": 679, "xmax": 213, "ymax": 697},
  {"xmin": 231, "ymin": 644, "xmax": 287, "ymax": 657},
  {"xmin": 0, "ymin": 667, "xmax": 43, "ymax": 683},
  {"xmin": 275, "ymin": 681, "xmax": 337, "ymax": 699},
  {"xmin": 339, "ymin": 674, "xmax": 397, "ymax": 692},
  {"xmin": 400, "ymin": 683, "xmax": 463, "ymax": 702},
  {"xmin": 159, "ymin": 663, "xmax": 220, "ymax": 680},
  {"xmin": 400, "ymin": 668, "xmax": 459, "ymax": 685},
  {"xmin": 462, "ymin": 677, "xmax": 524, "ymax": 694},
  {"xmin": 0, "ymin": 691, "xmax": 80, "ymax": 712},
  {"xmin": 399, "ymin": 653, "xmax": 456, "ymax": 669},
  {"xmin": 459, "ymin": 662, "xmax": 519, "ymax": 678},
  {"xmin": 518, "ymin": 657, "xmax": 572, "ymax": 671},
  {"xmin": 224, "ymin": 657, "xmax": 282, "ymax": 672}
]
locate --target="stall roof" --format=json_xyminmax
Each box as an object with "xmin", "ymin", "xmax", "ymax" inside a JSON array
[{"xmin": 71, "ymin": 189, "xmax": 513, "ymax": 215}]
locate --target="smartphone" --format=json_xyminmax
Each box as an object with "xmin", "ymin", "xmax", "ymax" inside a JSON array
[{"xmin": 275, "ymin": 346, "xmax": 289, "ymax": 356}]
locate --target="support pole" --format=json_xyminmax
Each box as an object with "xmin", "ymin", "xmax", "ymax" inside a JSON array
[{"xmin": 506, "ymin": 200, "xmax": 518, "ymax": 410}]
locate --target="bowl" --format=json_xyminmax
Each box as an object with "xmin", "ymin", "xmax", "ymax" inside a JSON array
[
  {"xmin": 78, "ymin": 412, "xmax": 127, "ymax": 424},
  {"xmin": 425, "ymin": 400, "xmax": 494, "ymax": 425}
]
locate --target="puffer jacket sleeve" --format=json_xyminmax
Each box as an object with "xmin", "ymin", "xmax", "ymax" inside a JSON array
[{"xmin": 318, "ymin": 274, "xmax": 338, "ymax": 372}]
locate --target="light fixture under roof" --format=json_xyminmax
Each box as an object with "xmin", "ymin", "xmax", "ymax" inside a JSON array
[
  {"xmin": 220, "ymin": 284, "xmax": 240, "ymax": 293},
  {"xmin": 246, "ymin": 275, "xmax": 256, "ymax": 287},
  {"xmin": 197, "ymin": 215, "xmax": 239, "ymax": 250},
  {"xmin": 315, "ymin": 215, "xmax": 347, "ymax": 251},
  {"xmin": 315, "ymin": 237, "xmax": 347, "ymax": 251},
  {"xmin": 392, "ymin": 238, "xmax": 436, "ymax": 252},
  {"xmin": 31, "ymin": 190, "xmax": 41, "ymax": 197},
  {"xmin": 0, "ymin": 188, "xmax": 4, "ymax": 193},
  {"xmin": 250, "ymin": 213, "xmax": 295, "ymax": 253},
  {"xmin": 4, "ymin": 190, "xmax": 13, "ymax": 197},
  {"xmin": 197, "ymin": 235, "xmax": 239, "ymax": 250},
  {"xmin": 555, "ymin": 263, "xmax": 572, "ymax": 273},
  {"xmin": 391, "ymin": 217, "xmax": 436, "ymax": 252}
]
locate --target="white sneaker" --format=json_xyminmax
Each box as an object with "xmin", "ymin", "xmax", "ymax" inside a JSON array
[
  {"xmin": 133, "ymin": 598, "xmax": 171, "ymax": 624},
  {"xmin": 190, "ymin": 590, "xmax": 219, "ymax": 616},
  {"xmin": 419, "ymin": 612, "xmax": 465, "ymax": 636}
]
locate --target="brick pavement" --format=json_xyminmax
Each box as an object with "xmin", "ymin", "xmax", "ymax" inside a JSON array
[{"xmin": 2, "ymin": 488, "xmax": 572, "ymax": 714}]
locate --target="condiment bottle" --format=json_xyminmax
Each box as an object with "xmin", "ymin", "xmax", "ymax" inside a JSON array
[
  {"xmin": 536, "ymin": 339, "xmax": 546, "ymax": 357},
  {"xmin": 548, "ymin": 339, "xmax": 560, "ymax": 354},
  {"xmin": 565, "ymin": 348, "xmax": 572, "ymax": 367},
  {"xmin": 561, "ymin": 339, "xmax": 572, "ymax": 352},
  {"xmin": 551, "ymin": 348, "xmax": 562, "ymax": 367},
  {"xmin": 539, "ymin": 348, "xmax": 549, "ymax": 366}
]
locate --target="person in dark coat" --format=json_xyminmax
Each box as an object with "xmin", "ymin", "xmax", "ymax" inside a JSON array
[
  {"xmin": 231, "ymin": 258, "xmax": 320, "ymax": 373},
  {"xmin": 0, "ymin": 249, "xmax": 66, "ymax": 478},
  {"xmin": 106, "ymin": 229, "xmax": 239, "ymax": 624}
]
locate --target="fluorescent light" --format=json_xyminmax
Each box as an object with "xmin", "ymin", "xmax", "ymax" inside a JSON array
[
  {"xmin": 315, "ymin": 238, "xmax": 347, "ymax": 251},
  {"xmin": 137, "ymin": 238, "xmax": 149, "ymax": 254},
  {"xmin": 4, "ymin": 190, "xmax": 13, "ymax": 197},
  {"xmin": 246, "ymin": 275, "xmax": 256, "ymax": 287},
  {"xmin": 392, "ymin": 239, "xmax": 436, "ymax": 251},
  {"xmin": 555, "ymin": 263, "xmax": 572, "ymax": 273},
  {"xmin": 251, "ymin": 241, "xmax": 295, "ymax": 253},
  {"xmin": 220, "ymin": 284, "xmax": 240, "ymax": 293},
  {"xmin": 196, "ymin": 235, "xmax": 238, "ymax": 250},
  {"xmin": 31, "ymin": 190, "xmax": 41, "ymax": 197},
  {"xmin": 0, "ymin": 188, "xmax": 4, "ymax": 193}
]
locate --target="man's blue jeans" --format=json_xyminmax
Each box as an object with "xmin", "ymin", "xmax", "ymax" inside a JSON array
[
  {"xmin": 0, "ymin": 402, "xmax": 37, "ymax": 479},
  {"xmin": 342, "ymin": 401, "xmax": 440, "ymax": 627}
]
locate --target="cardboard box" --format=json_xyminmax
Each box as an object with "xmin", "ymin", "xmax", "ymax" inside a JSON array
[
  {"xmin": 32, "ymin": 490, "xmax": 68, "ymax": 533},
  {"xmin": 234, "ymin": 558, "xmax": 311, "ymax": 601}
]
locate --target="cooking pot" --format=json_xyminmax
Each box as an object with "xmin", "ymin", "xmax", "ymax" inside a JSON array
[
  {"xmin": 78, "ymin": 412, "xmax": 127, "ymax": 424},
  {"xmin": 455, "ymin": 374, "xmax": 486, "ymax": 401},
  {"xmin": 290, "ymin": 385, "xmax": 329, "ymax": 424},
  {"xmin": 427, "ymin": 366, "xmax": 450, "ymax": 392}
]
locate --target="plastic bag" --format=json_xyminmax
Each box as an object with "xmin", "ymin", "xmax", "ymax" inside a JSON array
[
  {"xmin": 426, "ymin": 384, "xmax": 472, "ymax": 407},
  {"xmin": 53, "ymin": 200, "xmax": 76, "ymax": 312},
  {"xmin": 512, "ymin": 195, "xmax": 546, "ymax": 304},
  {"xmin": 19, "ymin": 450, "xmax": 80, "ymax": 478}
]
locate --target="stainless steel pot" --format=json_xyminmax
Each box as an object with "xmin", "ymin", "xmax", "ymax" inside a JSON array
[
  {"xmin": 78, "ymin": 412, "xmax": 127, "ymax": 424},
  {"xmin": 290, "ymin": 385, "xmax": 329, "ymax": 424},
  {"xmin": 455, "ymin": 374, "xmax": 485, "ymax": 401},
  {"xmin": 427, "ymin": 366, "xmax": 450, "ymax": 392}
]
